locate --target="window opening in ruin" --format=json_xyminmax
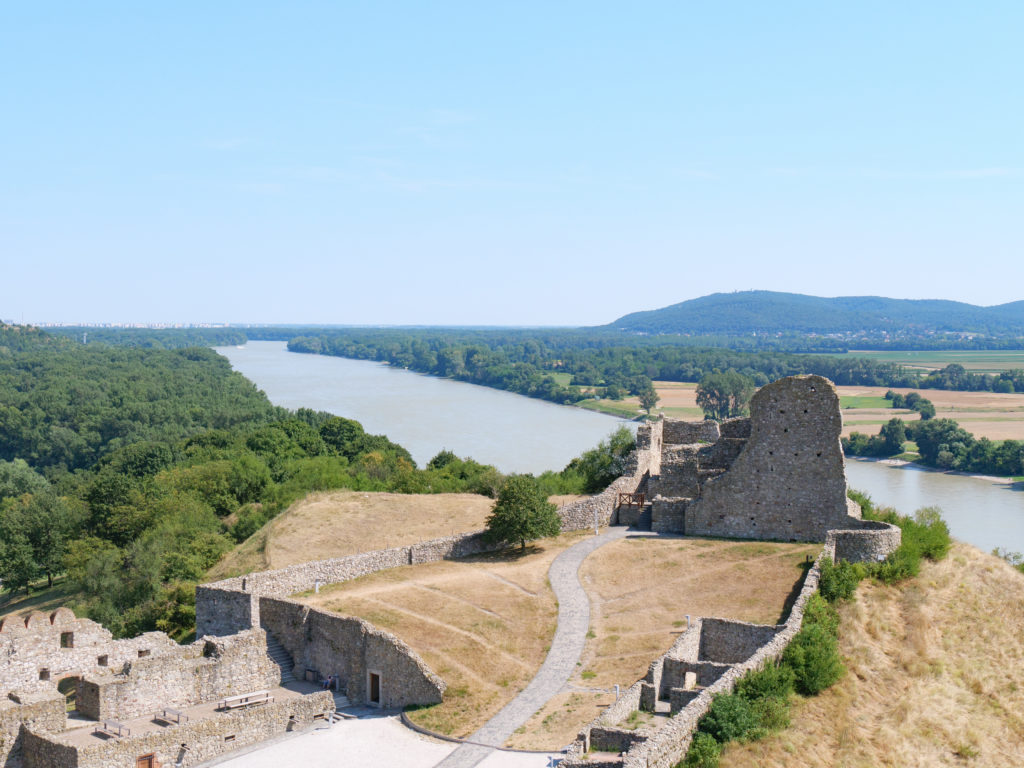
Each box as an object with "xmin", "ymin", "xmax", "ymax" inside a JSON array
[
  {"xmin": 138, "ymin": 649, "xmax": 151, "ymax": 658},
  {"xmin": 97, "ymin": 654, "xmax": 108, "ymax": 666},
  {"xmin": 136, "ymin": 754, "xmax": 156, "ymax": 768},
  {"xmin": 224, "ymin": 735, "xmax": 236, "ymax": 742},
  {"xmin": 39, "ymin": 668, "xmax": 50, "ymax": 681},
  {"xmin": 369, "ymin": 671, "xmax": 381, "ymax": 705},
  {"xmin": 58, "ymin": 676, "xmax": 80, "ymax": 712},
  {"xmin": 60, "ymin": 631, "xmax": 74, "ymax": 648}
]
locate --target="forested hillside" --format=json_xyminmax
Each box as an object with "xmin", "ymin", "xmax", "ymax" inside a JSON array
[{"xmin": 608, "ymin": 291, "xmax": 1024, "ymax": 339}]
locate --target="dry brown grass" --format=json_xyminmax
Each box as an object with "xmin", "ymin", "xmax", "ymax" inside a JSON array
[
  {"xmin": 297, "ymin": 532, "xmax": 589, "ymax": 738},
  {"xmin": 208, "ymin": 491, "xmax": 496, "ymax": 579},
  {"xmin": 720, "ymin": 542, "xmax": 1024, "ymax": 768},
  {"xmin": 837, "ymin": 385, "xmax": 1024, "ymax": 441},
  {"xmin": 506, "ymin": 537, "xmax": 819, "ymax": 750}
]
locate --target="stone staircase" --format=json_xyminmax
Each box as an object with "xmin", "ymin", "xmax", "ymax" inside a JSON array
[{"xmin": 265, "ymin": 632, "xmax": 296, "ymax": 684}]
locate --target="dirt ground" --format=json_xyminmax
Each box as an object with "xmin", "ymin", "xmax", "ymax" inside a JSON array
[
  {"xmin": 506, "ymin": 537, "xmax": 819, "ymax": 750},
  {"xmin": 298, "ymin": 532, "xmax": 587, "ymax": 740},
  {"xmin": 719, "ymin": 542, "xmax": 1024, "ymax": 768},
  {"xmin": 836, "ymin": 385, "xmax": 1024, "ymax": 441},
  {"xmin": 209, "ymin": 491, "xmax": 497, "ymax": 578}
]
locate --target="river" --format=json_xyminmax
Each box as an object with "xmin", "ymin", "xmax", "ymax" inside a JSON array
[{"xmin": 216, "ymin": 342, "xmax": 1024, "ymax": 554}]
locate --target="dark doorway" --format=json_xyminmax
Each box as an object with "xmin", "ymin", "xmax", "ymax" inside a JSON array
[
  {"xmin": 57, "ymin": 676, "xmax": 79, "ymax": 713},
  {"xmin": 369, "ymin": 672, "xmax": 380, "ymax": 705}
]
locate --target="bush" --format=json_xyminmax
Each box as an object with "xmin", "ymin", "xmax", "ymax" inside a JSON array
[
  {"xmin": 783, "ymin": 622, "xmax": 844, "ymax": 695},
  {"xmin": 683, "ymin": 732, "xmax": 720, "ymax": 767},
  {"xmin": 818, "ymin": 558, "xmax": 866, "ymax": 603},
  {"xmin": 802, "ymin": 593, "xmax": 839, "ymax": 637},
  {"xmin": 698, "ymin": 693, "xmax": 759, "ymax": 743},
  {"xmin": 734, "ymin": 661, "xmax": 794, "ymax": 701}
]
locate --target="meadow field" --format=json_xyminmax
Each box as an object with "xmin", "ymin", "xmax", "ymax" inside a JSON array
[{"xmin": 848, "ymin": 349, "xmax": 1024, "ymax": 373}]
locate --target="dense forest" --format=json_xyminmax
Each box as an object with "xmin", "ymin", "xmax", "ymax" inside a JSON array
[{"xmin": 0, "ymin": 326, "xmax": 632, "ymax": 640}]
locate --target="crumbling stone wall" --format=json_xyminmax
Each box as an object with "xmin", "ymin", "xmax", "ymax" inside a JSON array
[
  {"xmin": 0, "ymin": 609, "xmax": 176, "ymax": 697},
  {"xmin": 76, "ymin": 629, "xmax": 278, "ymax": 722},
  {"xmin": 23, "ymin": 690, "xmax": 333, "ymax": 768},
  {"xmin": 686, "ymin": 376, "xmax": 854, "ymax": 541},
  {"xmin": 0, "ymin": 691, "xmax": 65, "ymax": 768},
  {"xmin": 258, "ymin": 597, "xmax": 444, "ymax": 708}
]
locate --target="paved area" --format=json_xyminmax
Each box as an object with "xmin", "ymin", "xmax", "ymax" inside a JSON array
[
  {"xmin": 433, "ymin": 526, "xmax": 633, "ymax": 768},
  {"xmin": 200, "ymin": 712, "xmax": 562, "ymax": 768}
]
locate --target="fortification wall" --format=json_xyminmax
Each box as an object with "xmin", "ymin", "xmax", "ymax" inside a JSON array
[
  {"xmin": 24, "ymin": 690, "xmax": 333, "ymax": 768},
  {"xmin": 685, "ymin": 376, "xmax": 860, "ymax": 541},
  {"xmin": 76, "ymin": 630, "xmax": 278, "ymax": 722},
  {"xmin": 0, "ymin": 692, "xmax": 65, "ymax": 768},
  {"xmin": 258, "ymin": 597, "xmax": 444, "ymax": 708}
]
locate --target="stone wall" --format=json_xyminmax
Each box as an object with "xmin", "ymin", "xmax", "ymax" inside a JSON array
[
  {"xmin": 258, "ymin": 597, "xmax": 444, "ymax": 708},
  {"xmin": 685, "ymin": 376, "xmax": 855, "ymax": 541},
  {"xmin": 0, "ymin": 609, "xmax": 177, "ymax": 697},
  {"xmin": 0, "ymin": 692, "xmax": 65, "ymax": 768},
  {"xmin": 76, "ymin": 630, "xmax": 278, "ymax": 722},
  {"xmin": 23, "ymin": 690, "xmax": 334, "ymax": 768}
]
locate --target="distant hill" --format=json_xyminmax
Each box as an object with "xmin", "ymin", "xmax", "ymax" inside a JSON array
[{"xmin": 606, "ymin": 291, "xmax": 1024, "ymax": 337}]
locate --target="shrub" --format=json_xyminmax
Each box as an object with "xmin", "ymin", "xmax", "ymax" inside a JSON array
[
  {"xmin": 734, "ymin": 661, "xmax": 794, "ymax": 701},
  {"xmin": 802, "ymin": 592, "xmax": 839, "ymax": 637},
  {"xmin": 818, "ymin": 558, "xmax": 866, "ymax": 603},
  {"xmin": 698, "ymin": 693, "xmax": 758, "ymax": 743},
  {"xmin": 783, "ymin": 622, "xmax": 844, "ymax": 695},
  {"xmin": 683, "ymin": 732, "xmax": 720, "ymax": 767},
  {"xmin": 750, "ymin": 695, "xmax": 791, "ymax": 733}
]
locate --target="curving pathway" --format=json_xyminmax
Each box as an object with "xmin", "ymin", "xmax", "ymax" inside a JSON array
[{"xmin": 432, "ymin": 525, "xmax": 635, "ymax": 768}]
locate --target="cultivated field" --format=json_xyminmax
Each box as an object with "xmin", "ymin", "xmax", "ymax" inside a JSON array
[
  {"xmin": 579, "ymin": 380, "xmax": 1024, "ymax": 442},
  {"xmin": 299, "ymin": 534, "xmax": 817, "ymax": 748},
  {"xmin": 837, "ymin": 385, "xmax": 1024, "ymax": 441},
  {"xmin": 849, "ymin": 349, "xmax": 1024, "ymax": 373},
  {"xmin": 719, "ymin": 542, "xmax": 1024, "ymax": 768},
  {"xmin": 506, "ymin": 537, "xmax": 819, "ymax": 750}
]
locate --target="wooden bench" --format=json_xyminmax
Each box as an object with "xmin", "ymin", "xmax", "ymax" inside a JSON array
[
  {"xmin": 217, "ymin": 690, "xmax": 273, "ymax": 710},
  {"xmin": 154, "ymin": 707, "xmax": 188, "ymax": 724},
  {"xmin": 94, "ymin": 719, "xmax": 130, "ymax": 738}
]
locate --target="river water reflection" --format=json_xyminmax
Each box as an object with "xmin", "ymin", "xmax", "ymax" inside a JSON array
[{"xmin": 216, "ymin": 342, "xmax": 1024, "ymax": 554}]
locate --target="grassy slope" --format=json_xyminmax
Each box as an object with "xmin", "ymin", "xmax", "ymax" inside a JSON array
[{"xmin": 720, "ymin": 542, "xmax": 1024, "ymax": 768}]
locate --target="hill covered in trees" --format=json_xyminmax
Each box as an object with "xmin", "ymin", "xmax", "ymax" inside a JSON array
[{"xmin": 607, "ymin": 291, "xmax": 1024, "ymax": 341}]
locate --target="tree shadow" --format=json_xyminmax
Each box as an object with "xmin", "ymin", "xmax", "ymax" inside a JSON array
[
  {"xmin": 775, "ymin": 558, "xmax": 814, "ymax": 625},
  {"xmin": 461, "ymin": 544, "xmax": 544, "ymax": 563}
]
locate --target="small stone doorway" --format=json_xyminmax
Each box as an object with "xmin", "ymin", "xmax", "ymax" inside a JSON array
[{"xmin": 368, "ymin": 671, "xmax": 381, "ymax": 706}]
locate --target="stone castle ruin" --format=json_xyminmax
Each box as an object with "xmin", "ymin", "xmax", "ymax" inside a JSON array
[{"xmin": 0, "ymin": 374, "xmax": 900, "ymax": 768}]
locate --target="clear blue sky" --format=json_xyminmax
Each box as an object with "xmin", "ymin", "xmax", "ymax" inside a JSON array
[{"xmin": 2, "ymin": 2, "xmax": 1021, "ymax": 326}]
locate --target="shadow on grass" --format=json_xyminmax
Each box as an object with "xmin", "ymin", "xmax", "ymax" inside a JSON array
[
  {"xmin": 775, "ymin": 558, "xmax": 814, "ymax": 625},
  {"xmin": 0, "ymin": 576, "xmax": 74, "ymax": 619},
  {"xmin": 461, "ymin": 544, "xmax": 545, "ymax": 564}
]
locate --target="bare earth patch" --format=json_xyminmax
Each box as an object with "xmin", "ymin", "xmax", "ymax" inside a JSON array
[
  {"xmin": 506, "ymin": 537, "xmax": 819, "ymax": 750},
  {"xmin": 719, "ymin": 542, "xmax": 1024, "ymax": 768}
]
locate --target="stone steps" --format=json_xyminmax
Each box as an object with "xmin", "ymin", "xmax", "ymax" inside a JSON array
[{"xmin": 265, "ymin": 632, "xmax": 296, "ymax": 684}]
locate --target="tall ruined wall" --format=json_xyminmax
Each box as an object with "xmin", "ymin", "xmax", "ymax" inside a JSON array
[
  {"xmin": 258, "ymin": 597, "xmax": 444, "ymax": 708},
  {"xmin": 686, "ymin": 375, "xmax": 854, "ymax": 541},
  {"xmin": 76, "ymin": 629, "xmax": 278, "ymax": 722}
]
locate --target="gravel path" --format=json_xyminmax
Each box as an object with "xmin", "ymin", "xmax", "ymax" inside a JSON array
[{"xmin": 432, "ymin": 526, "xmax": 632, "ymax": 768}]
